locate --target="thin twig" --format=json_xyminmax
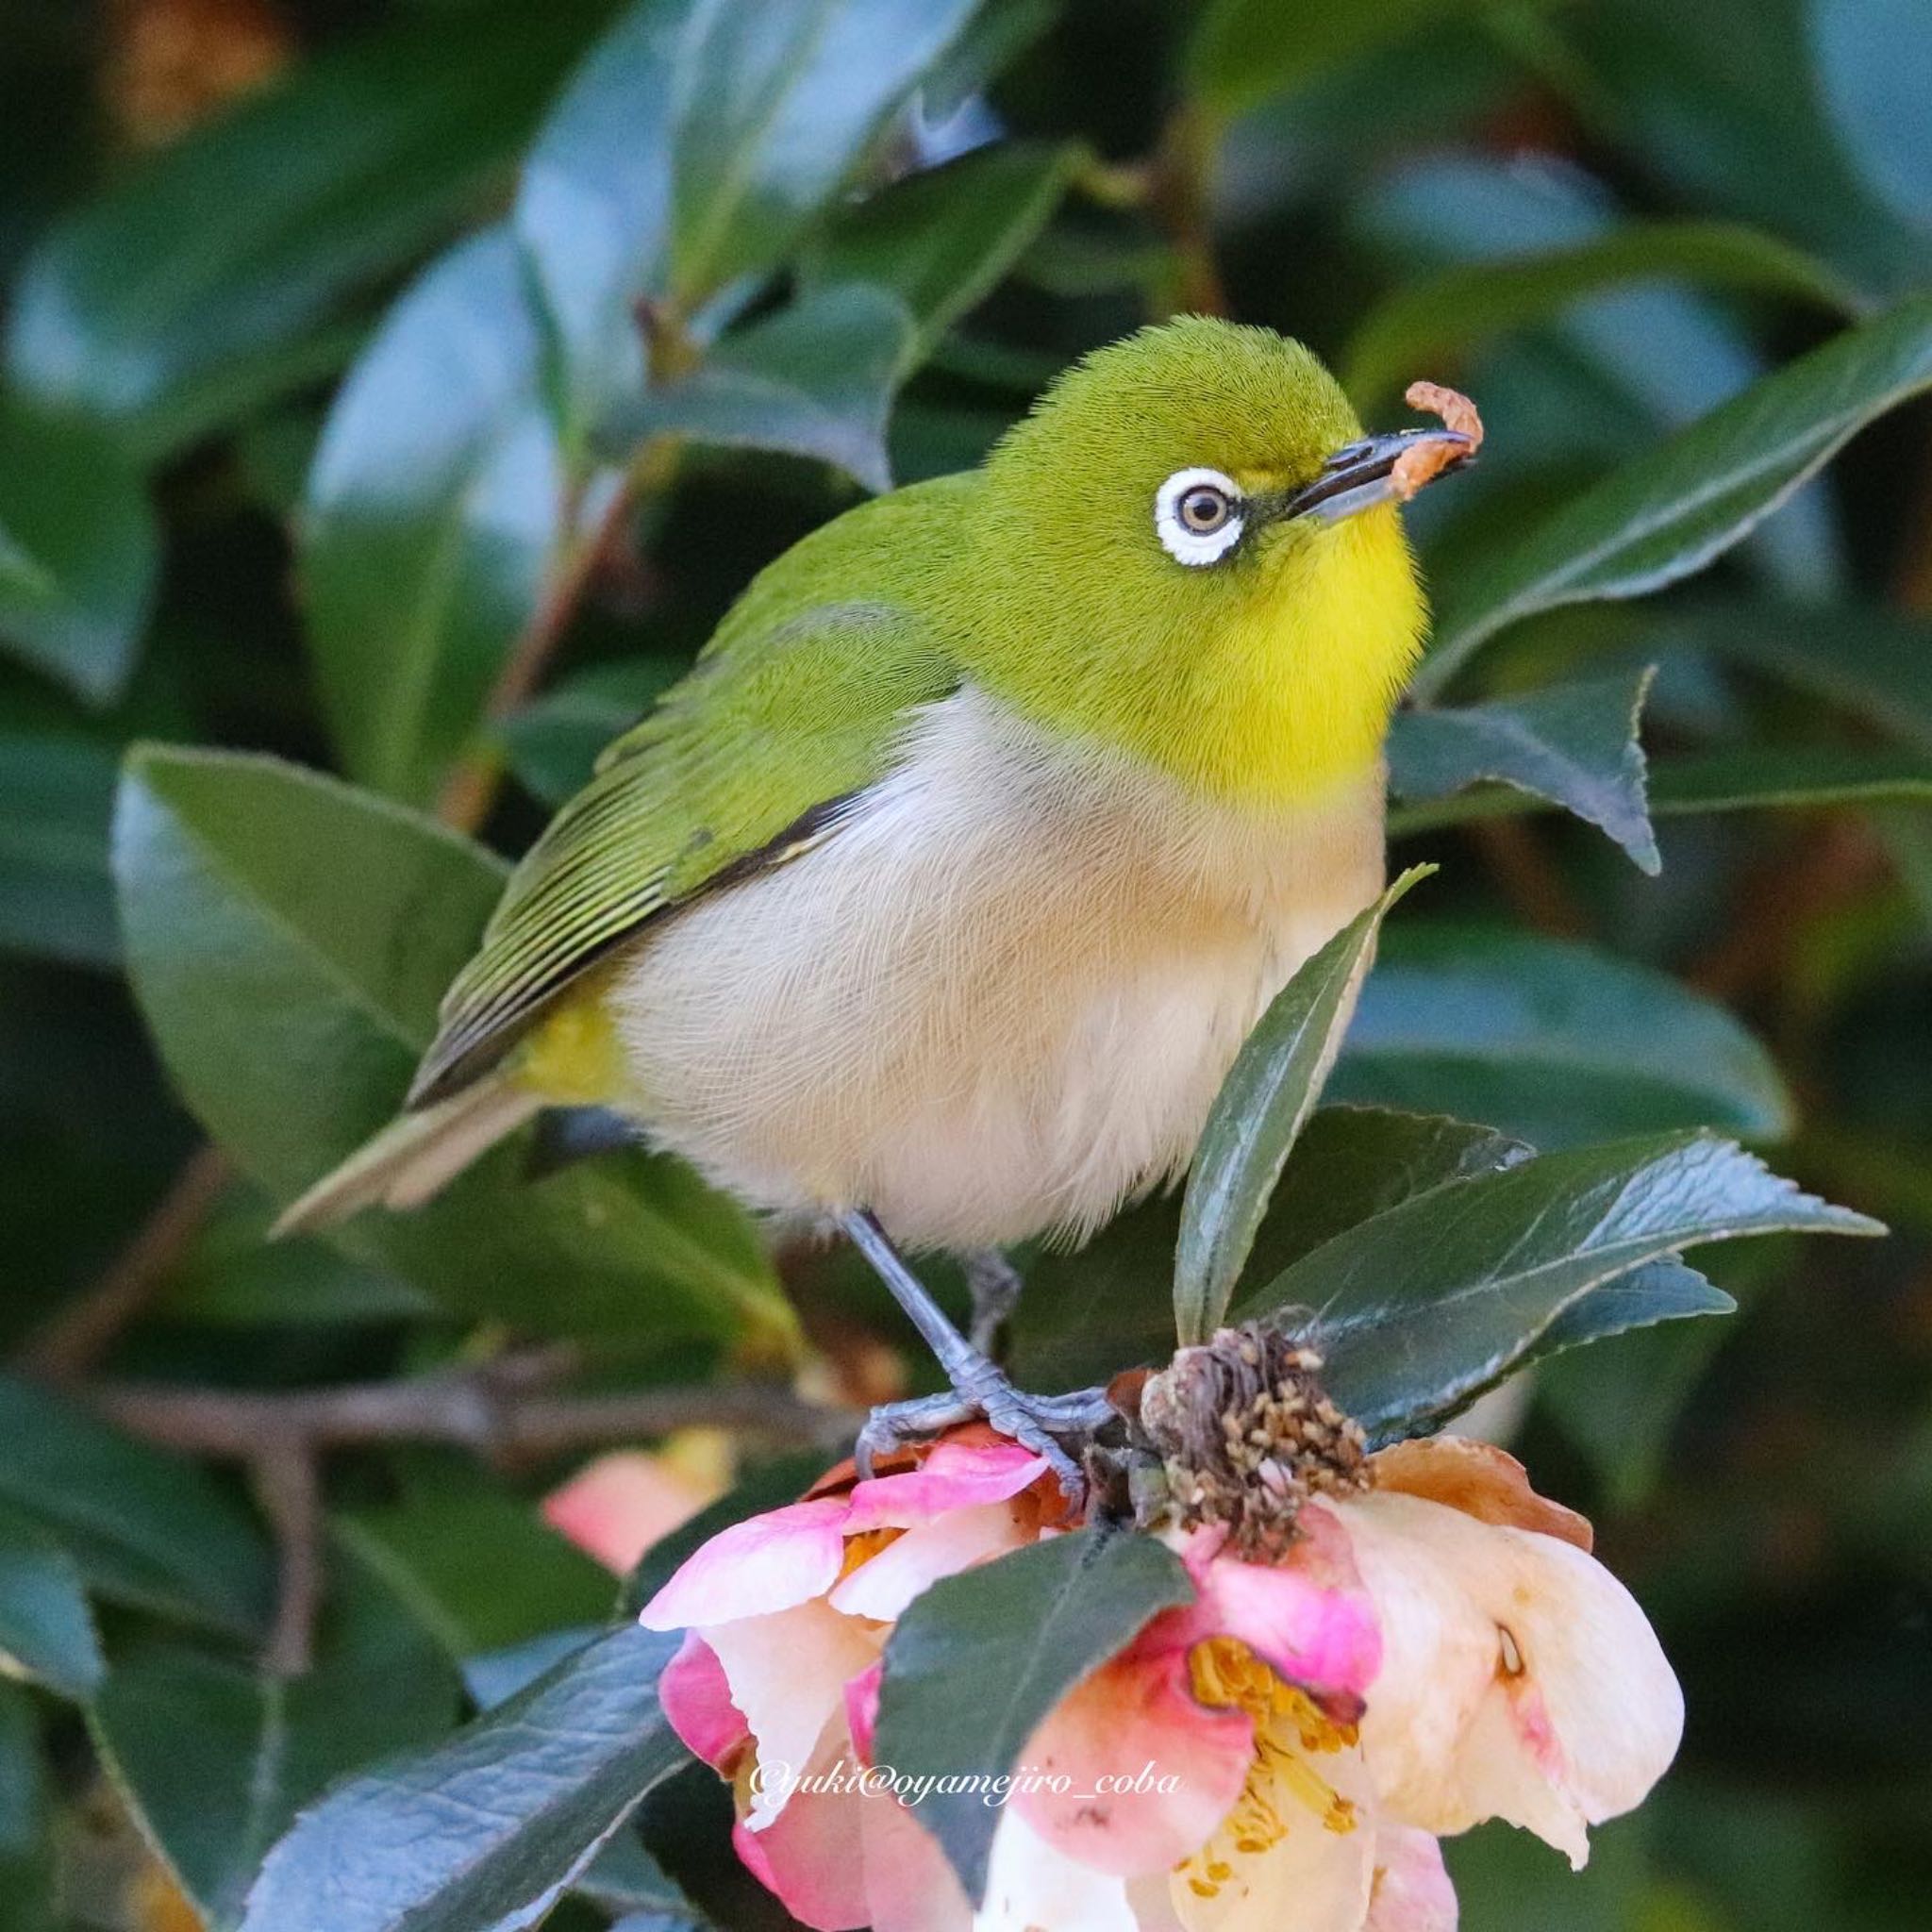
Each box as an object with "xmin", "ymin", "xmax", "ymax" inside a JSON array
[
  {"xmin": 22, "ymin": 1144, "xmax": 232, "ymax": 1382},
  {"xmin": 256, "ymin": 1444, "xmax": 324, "ymax": 1677}
]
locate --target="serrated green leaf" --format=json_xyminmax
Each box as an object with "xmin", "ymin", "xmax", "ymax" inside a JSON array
[
  {"xmin": 1344, "ymin": 220, "xmax": 1861, "ymax": 407},
  {"xmin": 805, "ymin": 142, "xmax": 1079, "ymax": 362},
  {"xmin": 1015, "ymin": 1108, "xmax": 1529, "ymax": 1392},
  {"xmin": 1389, "ymin": 670, "xmax": 1660, "ymax": 872},
  {"xmin": 3, "ymin": 0, "xmax": 617, "ymax": 460},
  {"xmin": 1238, "ymin": 1132, "xmax": 1879, "ymax": 1436},
  {"xmin": 874, "ymin": 1528, "xmax": 1192, "ymax": 1904},
  {"xmin": 1415, "ymin": 293, "xmax": 1932, "ymax": 698},
  {"xmin": 240, "ymin": 1624, "xmax": 687, "ymax": 1932},
  {"xmin": 605, "ymin": 283, "xmax": 913, "ymax": 491},
  {"xmin": 301, "ymin": 227, "xmax": 565, "ymax": 808},
  {"xmin": 1174, "ymin": 866, "xmax": 1433, "ymax": 1346},
  {"xmin": 0, "ymin": 401, "xmax": 158, "ymax": 703},
  {"xmin": 1330, "ymin": 925, "xmax": 1792, "ymax": 1148},
  {"xmin": 1253, "ymin": 1106, "xmax": 1533, "ymax": 1274},
  {"xmin": 0, "ymin": 730, "xmax": 118, "ymax": 967},
  {"xmin": 1812, "ymin": 0, "xmax": 1932, "ymax": 235},
  {"xmin": 112, "ymin": 747, "xmax": 782, "ymax": 1343},
  {"xmin": 92, "ymin": 1550, "xmax": 461, "ymax": 1931},
  {"xmin": 0, "ymin": 1375, "xmax": 269, "ymax": 1637},
  {"xmin": 0, "ymin": 1503, "xmax": 103, "ymax": 1701},
  {"xmin": 1389, "ymin": 1257, "xmax": 1735, "ymax": 1445}
]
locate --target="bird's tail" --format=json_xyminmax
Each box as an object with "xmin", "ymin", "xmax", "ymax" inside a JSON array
[{"xmin": 271, "ymin": 1073, "xmax": 542, "ymax": 1237}]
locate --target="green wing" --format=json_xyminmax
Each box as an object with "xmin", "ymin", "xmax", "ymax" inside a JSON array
[{"xmin": 408, "ymin": 475, "xmax": 974, "ymax": 1107}]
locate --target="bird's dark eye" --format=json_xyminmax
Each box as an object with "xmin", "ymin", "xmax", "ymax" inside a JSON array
[{"xmin": 1179, "ymin": 485, "xmax": 1233, "ymax": 533}]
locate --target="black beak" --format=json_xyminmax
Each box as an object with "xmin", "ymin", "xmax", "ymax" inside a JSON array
[{"xmin": 1266, "ymin": 427, "xmax": 1476, "ymax": 525}]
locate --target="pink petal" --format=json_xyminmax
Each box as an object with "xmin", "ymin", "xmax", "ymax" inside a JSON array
[
  {"xmin": 1366, "ymin": 1827, "xmax": 1457, "ymax": 1932},
  {"xmin": 858, "ymin": 1789, "xmax": 972, "ymax": 1932},
  {"xmin": 658, "ymin": 1632, "xmax": 747, "ymax": 1771},
  {"xmin": 706, "ymin": 1601, "xmax": 881, "ymax": 1831},
  {"xmin": 730, "ymin": 1724, "xmax": 870, "ymax": 1932},
  {"xmin": 830, "ymin": 1496, "xmax": 1037, "ymax": 1621},
  {"xmin": 844, "ymin": 1659, "xmax": 882, "ymax": 1763},
  {"xmin": 1176, "ymin": 1511, "xmax": 1382, "ymax": 1711},
  {"xmin": 842, "ymin": 1439, "xmax": 1050, "ymax": 1532},
  {"xmin": 542, "ymin": 1450, "xmax": 716, "ymax": 1574},
  {"xmin": 1369, "ymin": 1437, "xmax": 1591, "ymax": 1551},
  {"xmin": 1015, "ymin": 1641, "xmax": 1254, "ymax": 1877},
  {"xmin": 637, "ymin": 1496, "xmax": 852, "ymax": 1630}
]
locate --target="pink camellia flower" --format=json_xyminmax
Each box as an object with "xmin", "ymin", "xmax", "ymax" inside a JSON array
[
  {"xmin": 637, "ymin": 1424, "xmax": 1681, "ymax": 1932},
  {"xmin": 544, "ymin": 1434, "xmax": 732, "ymax": 1574}
]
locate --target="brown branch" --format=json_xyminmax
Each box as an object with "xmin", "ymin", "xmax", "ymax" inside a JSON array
[
  {"xmin": 22, "ymin": 1143, "xmax": 232, "ymax": 1382},
  {"xmin": 1147, "ymin": 108, "xmax": 1229, "ymax": 319},
  {"xmin": 87, "ymin": 1357, "xmax": 857, "ymax": 1465}
]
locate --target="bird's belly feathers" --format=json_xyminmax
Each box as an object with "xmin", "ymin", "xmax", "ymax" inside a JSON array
[{"xmin": 602, "ymin": 688, "xmax": 1385, "ymax": 1250}]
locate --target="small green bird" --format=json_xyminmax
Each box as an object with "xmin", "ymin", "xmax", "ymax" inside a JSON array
[{"xmin": 279, "ymin": 317, "xmax": 1475, "ymax": 1484}]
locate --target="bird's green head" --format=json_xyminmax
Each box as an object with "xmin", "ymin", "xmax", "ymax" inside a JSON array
[{"xmin": 949, "ymin": 317, "xmax": 1473, "ymax": 805}]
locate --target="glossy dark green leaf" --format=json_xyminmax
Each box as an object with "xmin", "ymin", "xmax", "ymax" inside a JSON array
[
  {"xmin": 606, "ymin": 283, "xmax": 913, "ymax": 491},
  {"xmin": 240, "ymin": 1624, "xmax": 687, "ymax": 1932},
  {"xmin": 663, "ymin": 0, "xmax": 981, "ymax": 299},
  {"xmin": 1651, "ymin": 746, "xmax": 1932, "ymax": 813},
  {"xmin": 339, "ymin": 1483, "xmax": 616, "ymax": 1656},
  {"xmin": 301, "ymin": 227, "xmax": 565, "ymax": 808},
  {"xmin": 1330, "ymin": 925, "xmax": 1793, "ymax": 1148},
  {"xmin": 806, "ymin": 142, "xmax": 1079, "ymax": 361},
  {"xmin": 1188, "ymin": 0, "xmax": 1504, "ymax": 121},
  {"xmin": 0, "ymin": 402, "xmax": 158, "ymax": 702},
  {"xmin": 518, "ymin": 0, "xmax": 980, "ymax": 436},
  {"xmin": 92, "ymin": 1553, "xmax": 461, "ymax": 1931},
  {"xmin": 113, "ymin": 747, "xmax": 784, "ymax": 1343},
  {"xmin": 1344, "ymin": 221, "xmax": 1861, "ymax": 406},
  {"xmin": 1239, "ymin": 1132, "xmax": 1879, "ymax": 1436},
  {"xmin": 874, "ymin": 1528, "xmax": 1192, "ymax": 1904},
  {"xmin": 1686, "ymin": 600, "xmax": 1932, "ymax": 753},
  {"xmin": 1389, "ymin": 670, "xmax": 1660, "ymax": 872},
  {"xmin": 0, "ymin": 730, "xmax": 117, "ymax": 966},
  {"xmin": 1174, "ymin": 865, "xmax": 1433, "ymax": 1345},
  {"xmin": 1812, "ymin": 0, "xmax": 1932, "ymax": 234},
  {"xmin": 1416, "ymin": 294, "xmax": 1932, "ymax": 697},
  {"xmin": 4, "ymin": 0, "xmax": 617, "ymax": 459},
  {"xmin": 501, "ymin": 658, "xmax": 686, "ymax": 808},
  {"xmin": 0, "ymin": 1681, "xmax": 52, "ymax": 1931},
  {"xmin": 0, "ymin": 1502, "xmax": 103, "ymax": 1701},
  {"xmin": 0, "ymin": 1375, "xmax": 269, "ymax": 1637}
]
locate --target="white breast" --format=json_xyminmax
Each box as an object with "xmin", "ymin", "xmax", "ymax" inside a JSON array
[{"xmin": 604, "ymin": 687, "xmax": 1385, "ymax": 1251}]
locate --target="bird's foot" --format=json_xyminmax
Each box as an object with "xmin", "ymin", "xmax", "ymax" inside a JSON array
[
  {"xmin": 962, "ymin": 1249, "xmax": 1024, "ymax": 1358},
  {"xmin": 855, "ymin": 1356, "xmax": 1115, "ymax": 1499}
]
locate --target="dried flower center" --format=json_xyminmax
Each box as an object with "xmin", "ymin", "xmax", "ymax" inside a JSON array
[
  {"xmin": 1180, "ymin": 1635, "xmax": 1359, "ymax": 1897},
  {"xmin": 1138, "ymin": 1324, "xmax": 1371, "ymax": 1558}
]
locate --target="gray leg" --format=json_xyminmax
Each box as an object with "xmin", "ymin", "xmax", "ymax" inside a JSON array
[
  {"xmin": 841, "ymin": 1212, "xmax": 1112, "ymax": 1495},
  {"xmin": 963, "ymin": 1248, "xmax": 1024, "ymax": 1358}
]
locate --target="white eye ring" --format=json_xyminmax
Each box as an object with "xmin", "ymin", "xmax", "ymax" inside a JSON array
[{"xmin": 1155, "ymin": 468, "xmax": 1245, "ymax": 566}]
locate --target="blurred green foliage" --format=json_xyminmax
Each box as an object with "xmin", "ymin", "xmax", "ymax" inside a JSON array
[{"xmin": 1, "ymin": 0, "xmax": 1929, "ymax": 1926}]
